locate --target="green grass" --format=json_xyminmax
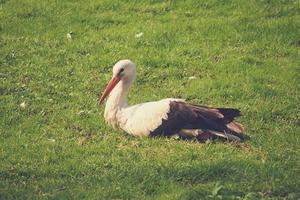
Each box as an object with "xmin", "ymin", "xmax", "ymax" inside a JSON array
[{"xmin": 1, "ymin": 0, "xmax": 300, "ymax": 199}]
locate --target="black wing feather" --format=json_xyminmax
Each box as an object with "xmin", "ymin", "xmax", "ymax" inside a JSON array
[{"xmin": 150, "ymin": 101, "xmax": 245, "ymax": 140}]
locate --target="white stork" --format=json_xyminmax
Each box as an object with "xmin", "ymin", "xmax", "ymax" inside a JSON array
[{"xmin": 98, "ymin": 60, "xmax": 245, "ymax": 142}]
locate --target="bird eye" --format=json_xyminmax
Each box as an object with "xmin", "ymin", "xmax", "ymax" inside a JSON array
[{"xmin": 119, "ymin": 68, "xmax": 124, "ymax": 73}]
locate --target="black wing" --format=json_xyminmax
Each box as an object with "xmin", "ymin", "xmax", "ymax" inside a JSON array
[{"xmin": 150, "ymin": 101, "xmax": 245, "ymax": 141}]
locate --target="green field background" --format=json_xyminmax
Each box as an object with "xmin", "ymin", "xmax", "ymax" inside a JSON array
[{"xmin": 1, "ymin": 0, "xmax": 300, "ymax": 199}]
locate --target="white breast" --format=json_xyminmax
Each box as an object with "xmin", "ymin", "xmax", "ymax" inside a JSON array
[{"xmin": 118, "ymin": 98, "xmax": 184, "ymax": 136}]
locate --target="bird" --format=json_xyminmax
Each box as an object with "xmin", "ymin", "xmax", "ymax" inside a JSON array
[{"xmin": 98, "ymin": 59, "xmax": 246, "ymax": 142}]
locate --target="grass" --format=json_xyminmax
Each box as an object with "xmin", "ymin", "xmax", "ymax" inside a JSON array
[{"xmin": 1, "ymin": 0, "xmax": 299, "ymax": 199}]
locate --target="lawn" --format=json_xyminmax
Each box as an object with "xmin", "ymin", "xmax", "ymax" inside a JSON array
[{"xmin": 1, "ymin": 0, "xmax": 300, "ymax": 199}]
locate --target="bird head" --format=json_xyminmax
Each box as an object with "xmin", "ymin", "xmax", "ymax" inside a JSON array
[{"xmin": 98, "ymin": 60, "xmax": 136, "ymax": 104}]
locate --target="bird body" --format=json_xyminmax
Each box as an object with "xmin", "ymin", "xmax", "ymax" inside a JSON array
[
  {"xmin": 117, "ymin": 98, "xmax": 183, "ymax": 137},
  {"xmin": 99, "ymin": 60, "xmax": 245, "ymax": 142}
]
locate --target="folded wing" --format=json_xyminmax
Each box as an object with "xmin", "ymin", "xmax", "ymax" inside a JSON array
[{"xmin": 150, "ymin": 101, "xmax": 245, "ymax": 141}]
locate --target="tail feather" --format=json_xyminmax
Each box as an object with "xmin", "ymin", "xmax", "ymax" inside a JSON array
[
  {"xmin": 190, "ymin": 105, "xmax": 246, "ymax": 141},
  {"xmin": 227, "ymin": 122, "xmax": 244, "ymax": 134},
  {"xmin": 208, "ymin": 130, "xmax": 243, "ymax": 142},
  {"xmin": 217, "ymin": 108, "xmax": 241, "ymax": 122},
  {"xmin": 196, "ymin": 129, "xmax": 244, "ymax": 142},
  {"xmin": 167, "ymin": 102, "xmax": 247, "ymax": 142}
]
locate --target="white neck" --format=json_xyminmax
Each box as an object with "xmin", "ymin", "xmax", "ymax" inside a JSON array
[{"xmin": 104, "ymin": 79, "xmax": 132, "ymax": 129}]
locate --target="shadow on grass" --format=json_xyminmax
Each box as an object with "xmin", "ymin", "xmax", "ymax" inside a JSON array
[
  {"xmin": 0, "ymin": 157, "xmax": 294, "ymax": 199},
  {"xmin": 110, "ymin": 159, "xmax": 263, "ymax": 198}
]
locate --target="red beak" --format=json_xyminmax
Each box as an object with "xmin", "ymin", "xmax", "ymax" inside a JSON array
[{"xmin": 98, "ymin": 75, "xmax": 121, "ymax": 105}]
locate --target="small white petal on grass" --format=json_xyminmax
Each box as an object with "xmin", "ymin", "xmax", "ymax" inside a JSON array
[
  {"xmin": 188, "ymin": 76, "xmax": 197, "ymax": 80},
  {"xmin": 20, "ymin": 102, "xmax": 26, "ymax": 108},
  {"xmin": 66, "ymin": 32, "xmax": 72, "ymax": 40},
  {"xmin": 48, "ymin": 139, "xmax": 55, "ymax": 142},
  {"xmin": 135, "ymin": 32, "xmax": 143, "ymax": 38},
  {"xmin": 77, "ymin": 110, "xmax": 85, "ymax": 115}
]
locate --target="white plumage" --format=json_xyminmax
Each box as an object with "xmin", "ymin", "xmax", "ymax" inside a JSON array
[
  {"xmin": 119, "ymin": 98, "xmax": 183, "ymax": 136},
  {"xmin": 101, "ymin": 60, "xmax": 182, "ymax": 136}
]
